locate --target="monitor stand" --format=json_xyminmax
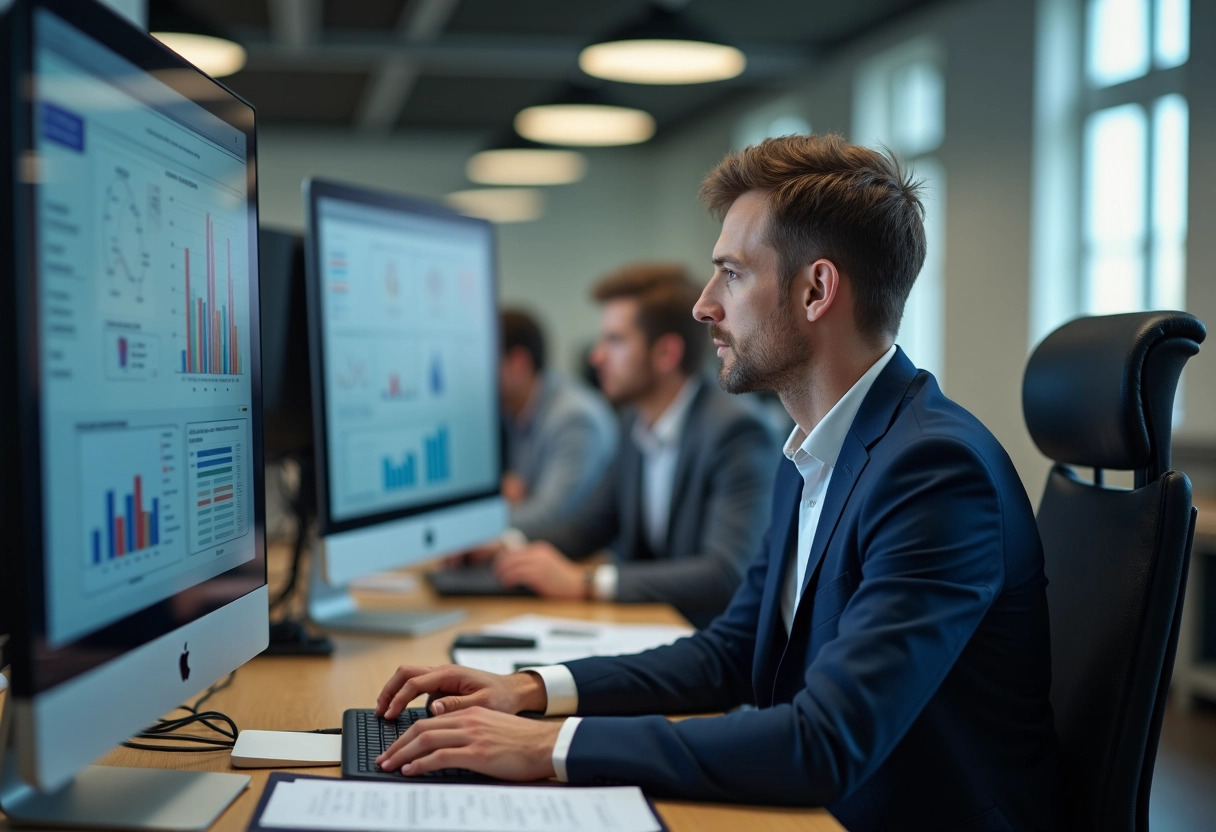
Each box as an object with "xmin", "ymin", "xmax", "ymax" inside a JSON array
[
  {"xmin": 0, "ymin": 695, "xmax": 248, "ymax": 831},
  {"xmin": 306, "ymin": 540, "xmax": 465, "ymax": 636}
]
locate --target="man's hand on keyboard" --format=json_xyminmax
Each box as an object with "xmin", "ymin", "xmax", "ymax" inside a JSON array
[
  {"xmin": 376, "ymin": 664, "xmax": 547, "ymax": 720},
  {"xmin": 493, "ymin": 542, "xmax": 586, "ymax": 599},
  {"xmin": 376, "ymin": 707, "xmax": 562, "ymax": 781}
]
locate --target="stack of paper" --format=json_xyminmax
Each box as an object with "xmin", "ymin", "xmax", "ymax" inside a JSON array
[
  {"xmin": 452, "ymin": 614, "xmax": 693, "ymax": 675},
  {"xmin": 255, "ymin": 776, "xmax": 663, "ymax": 832}
]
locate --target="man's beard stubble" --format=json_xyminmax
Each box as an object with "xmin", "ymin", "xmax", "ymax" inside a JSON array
[{"xmin": 710, "ymin": 312, "xmax": 809, "ymax": 396}]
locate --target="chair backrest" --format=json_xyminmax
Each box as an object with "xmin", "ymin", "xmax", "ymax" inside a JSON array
[{"xmin": 1023, "ymin": 311, "xmax": 1205, "ymax": 831}]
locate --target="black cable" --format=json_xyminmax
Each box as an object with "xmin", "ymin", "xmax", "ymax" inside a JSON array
[
  {"xmin": 269, "ymin": 455, "xmax": 312, "ymax": 614},
  {"xmin": 121, "ymin": 672, "xmax": 240, "ymax": 753}
]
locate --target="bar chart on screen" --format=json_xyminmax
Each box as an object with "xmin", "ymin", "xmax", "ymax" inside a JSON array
[
  {"xmin": 78, "ymin": 424, "xmax": 183, "ymax": 595},
  {"xmin": 173, "ymin": 209, "xmax": 248, "ymax": 376},
  {"xmin": 186, "ymin": 419, "xmax": 249, "ymax": 553},
  {"xmin": 341, "ymin": 422, "xmax": 453, "ymax": 508}
]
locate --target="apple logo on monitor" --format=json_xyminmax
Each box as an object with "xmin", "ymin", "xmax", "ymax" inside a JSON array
[{"xmin": 179, "ymin": 643, "xmax": 191, "ymax": 681}]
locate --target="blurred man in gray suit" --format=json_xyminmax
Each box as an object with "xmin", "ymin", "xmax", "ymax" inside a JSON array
[
  {"xmin": 499, "ymin": 308, "xmax": 617, "ymax": 540},
  {"xmin": 495, "ymin": 265, "xmax": 778, "ymax": 626}
]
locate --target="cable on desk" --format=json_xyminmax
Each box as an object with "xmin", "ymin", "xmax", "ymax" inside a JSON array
[{"xmin": 121, "ymin": 671, "xmax": 240, "ymax": 753}]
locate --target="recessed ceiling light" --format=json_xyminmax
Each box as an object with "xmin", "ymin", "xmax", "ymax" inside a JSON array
[
  {"xmin": 466, "ymin": 148, "xmax": 587, "ymax": 186},
  {"xmin": 151, "ymin": 33, "xmax": 246, "ymax": 78},
  {"xmin": 445, "ymin": 188, "xmax": 544, "ymax": 224},
  {"xmin": 515, "ymin": 104, "xmax": 655, "ymax": 147},
  {"xmin": 580, "ymin": 39, "xmax": 745, "ymax": 85}
]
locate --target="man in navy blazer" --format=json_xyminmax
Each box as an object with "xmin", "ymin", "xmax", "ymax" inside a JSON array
[{"xmin": 372, "ymin": 134, "xmax": 1061, "ymax": 831}]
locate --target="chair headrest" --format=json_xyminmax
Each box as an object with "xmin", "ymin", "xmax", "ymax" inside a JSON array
[{"xmin": 1022, "ymin": 311, "xmax": 1205, "ymax": 477}]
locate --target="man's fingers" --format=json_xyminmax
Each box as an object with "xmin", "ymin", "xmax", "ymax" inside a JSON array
[
  {"xmin": 377, "ymin": 726, "xmax": 466, "ymax": 773},
  {"xmin": 403, "ymin": 747, "xmax": 468, "ymax": 775},
  {"xmin": 384, "ymin": 668, "xmax": 448, "ymax": 718},
  {"xmin": 429, "ymin": 693, "xmax": 475, "ymax": 715},
  {"xmin": 376, "ymin": 666, "xmax": 428, "ymax": 716}
]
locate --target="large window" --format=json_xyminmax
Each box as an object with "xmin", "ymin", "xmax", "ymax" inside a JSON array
[
  {"xmin": 1081, "ymin": 0, "xmax": 1189, "ymax": 315},
  {"xmin": 854, "ymin": 38, "xmax": 946, "ymax": 383},
  {"xmin": 1034, "ymin": 0, "xmax": 1190, "ymax": 341}
]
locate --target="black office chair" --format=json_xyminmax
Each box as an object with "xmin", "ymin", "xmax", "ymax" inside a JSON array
[{"xmin": 1022, "ymin": 311, "xmax": 1206, "ymax": 831}]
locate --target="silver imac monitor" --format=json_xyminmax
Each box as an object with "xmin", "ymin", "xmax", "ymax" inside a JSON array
[
  {"xmin": 0, "ymin": 0, "xmax": 268, "ymax": 827},
  {"xmin": 303, "ymin": 179, "xmax": 507, "ymax": 635}
]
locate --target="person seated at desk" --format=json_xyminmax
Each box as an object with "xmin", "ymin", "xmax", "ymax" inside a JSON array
[
  {"xmin": 494, "ymin": 265, "xmax": 779, "ymax": 627},
  {"xmin": 372, "ymin": 134, "xmax": 1061, "ymax": 832},
  {"xmin": 498, "ymin": 308, "xmax": 617, "ymax": 539}
]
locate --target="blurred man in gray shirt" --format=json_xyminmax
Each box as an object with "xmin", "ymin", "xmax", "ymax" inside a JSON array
[{"xmin": 499, "ymin": 309, "xmax": 617, "ymax": 539}]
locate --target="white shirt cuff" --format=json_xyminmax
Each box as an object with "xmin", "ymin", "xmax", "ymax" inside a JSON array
[
  {"xmin": 592, "ymin": 564, "xmax": 618, "ymax": 600},
  {"xmin": 526, "ymin": 665, "xmax": 579, "ymax": 715},
  {"xmin": 500, "ymin": 527, "xmax": 528, "ymax": 548},
  {"xmin": 551, "ymin": 717, "xmax": 582, "ymax": 783}
]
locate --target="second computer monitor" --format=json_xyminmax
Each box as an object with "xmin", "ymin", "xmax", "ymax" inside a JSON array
[{"xmin": 303, "ymin": 180, "xmax": 505, "ymax": 622}]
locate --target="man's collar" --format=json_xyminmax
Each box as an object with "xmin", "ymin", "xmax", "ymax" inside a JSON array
[
  {"xmin": 782, "ymin": 345, "xmax": 898, "ymax": 469},
  {"xmin": 633, "ymin": 376, "xmax": 701, "ymax": 452}
]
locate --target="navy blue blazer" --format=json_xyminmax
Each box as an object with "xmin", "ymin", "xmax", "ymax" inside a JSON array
[{"xmin": 560, "ymin": 349, "xmax": 1061, "ymax": 831}]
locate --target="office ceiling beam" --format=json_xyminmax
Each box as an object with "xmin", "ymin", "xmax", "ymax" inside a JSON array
[
  {"xmin": 267, "ymin": 0, "xmax": 322, "ymax": 51},
  {"xmin": 355, "ymin": 0, "xmax": 463, "ymax": 132},
  {"xmin": 237, "ymin": 32, "xmax": 815, "ymax": 81}
]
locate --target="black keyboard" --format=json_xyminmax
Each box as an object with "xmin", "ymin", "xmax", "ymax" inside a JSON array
[
  {"xmin": 341, "ymin": 708, "xmax": 487, "ymax": 782},
  {"xmin": 425, "ymin": 565, "xmax": 536, "ymax": 597}
]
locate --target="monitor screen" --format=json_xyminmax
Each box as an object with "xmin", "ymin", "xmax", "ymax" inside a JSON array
[
  {"xmin": 32, "ymin": 7, "xmax": 261, "ymax": 654},
  {"xmin": 307, "ymin": 183, "xmax": 501, "ymax": 535},
  {"xmin": 1, "ymin": 1, "xmax": 266, "ymax": 789}
]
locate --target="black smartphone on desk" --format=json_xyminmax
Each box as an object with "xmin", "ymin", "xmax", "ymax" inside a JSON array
[{"xmin": 450, "ymin": 633, "xmax": 537, "ymax": 649}]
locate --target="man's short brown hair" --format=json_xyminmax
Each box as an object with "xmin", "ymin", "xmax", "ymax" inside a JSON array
[
  {"xmin": 590, "ymin": 263, "xmax": 707, "ymax": 375},
  {"xmin": 501, "ymin": 308, "xmax": 546, "ymax": 372},
  {"xmin": 699, "ymin": 133, "xmax": 926, "ymax": 339}
]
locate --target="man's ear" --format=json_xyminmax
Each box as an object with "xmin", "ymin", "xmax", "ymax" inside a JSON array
[
  {"xmin": 797, "ymin": 258, "xmax": 840, "ymax": 324},
  {"xmin": 651, "ymin": 332, "xmax": 686, "ymax": 375},
  {"xmin": 504, "ymin": 346, "xmax": 534, "ymax": 375}
]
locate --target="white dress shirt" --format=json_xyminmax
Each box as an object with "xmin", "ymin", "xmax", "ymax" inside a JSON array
[
  {"xmin": 589, "ymin": 377, "xmax": 700, "ymax": 601},
  {"xmin": 779, "ymin": 345, "xmax": 895, "ymax": 632},
  {"xmin": 536, "ymin": 347, "xmax": 896, "ymax": 780}
]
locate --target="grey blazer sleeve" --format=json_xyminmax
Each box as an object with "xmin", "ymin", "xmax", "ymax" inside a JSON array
[
  {"xmin": 533, "ymin": 450, "xmax": 623, "ymax": 560},
  {"xmin": 508, "ymin": 406, "xmax": 616, "ymax": 540},
  {"xmin": 614, "ymin": 410, "xmax": 777, "ymax": 625}
]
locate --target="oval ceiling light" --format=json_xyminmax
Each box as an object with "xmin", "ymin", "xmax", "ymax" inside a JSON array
[
  {"xmin": 578, "ymin": 5, "xmax": 745, "ymax": 85},
  {"xmin": 515, "ymin": 104, "xmax": 655, "ymax": 147},
  {"xmin": 580, "ymin": 39, "xmax": 745, "ymax": 85},
  {"xmin": 467, "ymin": 148, "xmax": 588, "ymax": 186},
  {"xmin": 151, "ymin": 33, "xmax": 247, "ymax": 78},
  {"xmin": 445, "ymin": 188, "xmax": 545, "ymax": 224}
]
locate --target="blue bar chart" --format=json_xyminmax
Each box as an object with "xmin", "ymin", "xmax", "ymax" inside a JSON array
[
  {"xmin": 382, "ymin": 452, "xmax": 417, "ymax": 491},
  {"xmin": 344, "ymin": 422, "xmax": 453, "ymax": 506},
  {"xmin": 424, "ymin": 426, "xmax": 449, "ymax": 483}
]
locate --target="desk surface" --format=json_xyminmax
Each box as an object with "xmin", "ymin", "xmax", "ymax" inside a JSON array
[
  {"xmin": 1194, "ymin": 494, "xmax": 1216, "ymax": 540},
  {"xmin": 1, "ymin": 562, "xmax": 843, "ymax": 832}
]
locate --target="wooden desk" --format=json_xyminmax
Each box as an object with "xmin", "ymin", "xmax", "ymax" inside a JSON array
[
  {"xmin": 1, "ymin": 574, "xmax": 844, "ymax": 832},
  {"xmin": 1176, "ymin": 495, "xmax": 1216, "ymax": 704}
]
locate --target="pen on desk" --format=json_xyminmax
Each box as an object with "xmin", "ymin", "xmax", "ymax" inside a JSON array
[{"xmin": 548, "ymin": 628, "xmax": 597, "ymax": 637}]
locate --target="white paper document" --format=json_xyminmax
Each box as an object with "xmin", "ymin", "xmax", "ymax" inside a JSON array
[
  {"xmin": 258, "ymin": 779, "xmax": 662, "ymax": 832},
  {"xmin": 452, "ymin": 614, "xmax": 692, "ymax": 675}
]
